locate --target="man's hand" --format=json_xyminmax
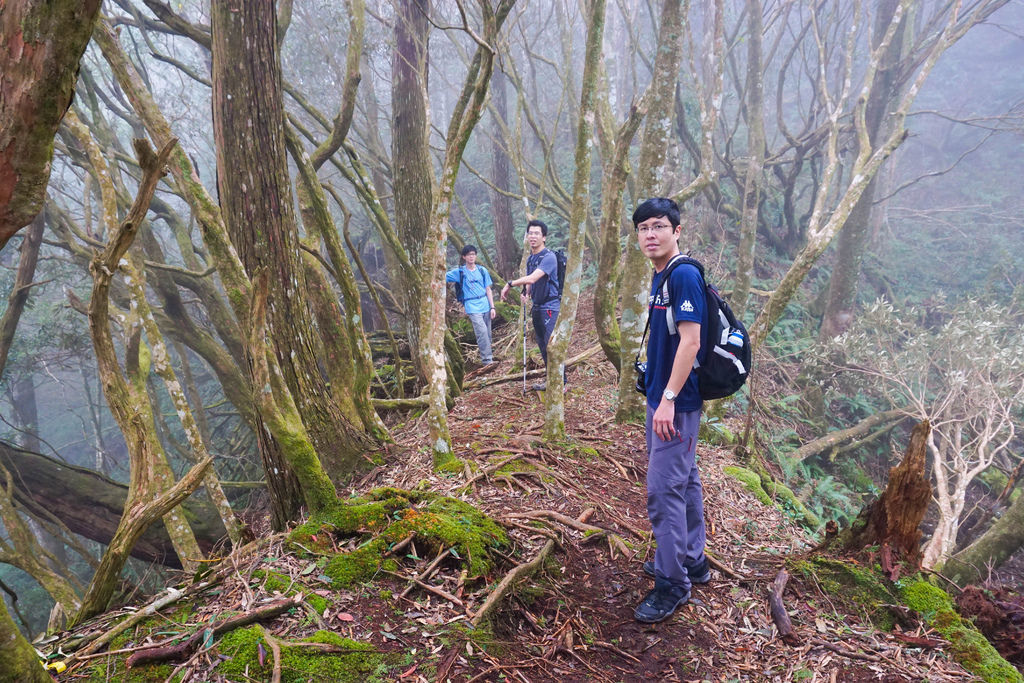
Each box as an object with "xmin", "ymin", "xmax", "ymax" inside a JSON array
[
  {"xmin": 489, "ymin": 308, "xmax": 496, "ymax": 320},
  {"xmin": 500, "ymin": 283, "xmax": 510, "ymax": 301},
  {"xmin": 652, "ymin": 400, "xmax": 677, "ymax": 441}
]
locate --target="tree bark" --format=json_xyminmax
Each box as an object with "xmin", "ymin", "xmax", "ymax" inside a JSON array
[
  {"xmin": 391, "ymin": 0, "xmax": 434, "ymax": 383},
  {"xmin": 210, "ymin": 0, "xmax": 367, "ymax": 487},
  {"xmin": 0, "ymin": 0, "xmax": 102, "ymax": 250},
  {"xmin": 95, "ymin": 21, "xmax": 337, "ymax": 528},
  {"xmin": 0, "ymin": 212, "xmax": 43, "ymax": 376},
  {"xmin": 731, "ymin": 0, "xmax": 766, "ymax": 319}
]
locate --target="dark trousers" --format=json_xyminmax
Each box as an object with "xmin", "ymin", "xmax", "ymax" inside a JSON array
[{"xmin": 531, "ymin": 307, "xmax": 559, "ymax": 365}]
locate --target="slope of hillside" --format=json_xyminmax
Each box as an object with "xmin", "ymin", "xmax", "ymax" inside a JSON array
[{"xmin": 40, "ymin": 301, "xmax": 1020, "ymax": 682}]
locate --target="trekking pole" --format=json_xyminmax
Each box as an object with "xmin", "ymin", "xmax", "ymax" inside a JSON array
[{"xmin": 521, "ymin": 290, "xmax": 528, "ymax": 394}]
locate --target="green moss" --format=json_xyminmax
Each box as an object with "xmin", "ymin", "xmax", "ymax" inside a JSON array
[
  {"xmin": 790, "ymin": 557, "xmax": 900, "ymax": 630},
  {"xmin": 89, "ymin": 660, "xmax": 178, "ymax": 683},
  {"xmin": 761, "ymin": 478, "xmax": 822, "ymax": 530},
  {"xmin": 216, "ymin": 627, "xmax": 389, "ymax": 682},
  {"xmin": 433, "ymin": 450, "xmax": 464, "ymax": 475},
  {"xmin": 899, "ymin": 578, "xmax": 1022, "ymax": 683},
  {"xmin": 296, "ymin": 488, "xmax": 508, "ymax": 587},
  {"xmin": 724, "ymin": 466, "xmax": 773, "ymax": 506}
]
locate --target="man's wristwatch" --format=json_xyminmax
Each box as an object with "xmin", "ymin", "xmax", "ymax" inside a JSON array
[{"xmin": 662, "ymin": 388, "xmax": 677, "ymax": 402}]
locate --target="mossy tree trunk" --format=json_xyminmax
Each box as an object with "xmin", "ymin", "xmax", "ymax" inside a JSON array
[
  {"xmin": 542, "ymin": 0, "xmax": 607, "ymax": 441},
  {"xmin": 944, "ymin": 484, "xmax": 1024, "ymax": 586},
  {"xmin": 72, "ymin": 139, "xmax": 214, "ymax": 627},
  {"xmin": 592, "ymin": 88, "xmax": 650, "ymax": 373},
  {"xmin": 95, "ymin": 22, "xmax": 337, "ymax": 528},
  {"xmin": 615, "ymin": 0, "xmax": 686, "ymax": 422},
  {"xmin": 489, "ymin": 72, "xmax": 518, "ymax": 281},
  {"xmin": 0, "ymin": 595, "xmax": 49, "ymax": 683},
  {"xmin": 0, "ymin": 0, "xmax": 102, "ymax": 250},
  {"xmin": 210, "ymin": 0, "xmax": 371, "ymax": 488},
  {"xmin": 422, "ymin": 0, "xmax": 516, "ymax": 462}
]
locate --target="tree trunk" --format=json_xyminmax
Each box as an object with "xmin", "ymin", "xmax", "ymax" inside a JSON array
[
  {"xmin": 944, "ymin": 485, "xmax": 1024, "ymax": 586},
  {"xmin": 95, "ymin": 21, "xmax": 337, "ymax": 528},
  {"xmin": 210, "ymin": 0, "xmax": 365, "ymax": 493},
  {"xmin": 838, "ymin": 420, "xmax": 932, "ymax": 569},
  {"xmin": 616, "ymin": 0, "xmax": 685, "ymax": 422},
  {"xmin": 0, "ymin": 596, "xmax": 49, "ymax": 683},
  {"xmin": 542, "ymin": 0, "xmax": 606, "ymax": 441},
  {"xmin": 819, "ymin": 0, "xmax": 903, "ymax": 340},
  {"xmin": 732, "ymin": 0, "xmax": 766, "ymax": 319},
  {"xmin": 0, "ymin": 0, "xmax": 102, "ymax": 250},
  {"xmin": 0, "ymin": 212, "xmax": 43, "ymax": 376},
  {"xmin": 391, "ymin": 0, "xmax": 433, "ymax": 383},
  {"xmin": 490, "ymin": 71, "xmax": 518, "ymax": 280}
]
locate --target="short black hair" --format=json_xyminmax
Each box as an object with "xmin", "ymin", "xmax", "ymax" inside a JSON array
[
  {"xmin": 526, "ymin": 219, "xmax": 548, "ymax": 237},
  {"xmin": 632, "ymin": 198, "xmax": 680, "ymax": 229},
  {"xmin": 461, "ymin": 244, "xmax": 477, "ymax": 257}
]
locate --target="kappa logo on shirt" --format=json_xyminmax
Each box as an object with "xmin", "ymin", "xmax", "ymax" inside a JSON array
[{"xmin": 679, "ymin": 299, "xmax": 694, "ymax": 313}]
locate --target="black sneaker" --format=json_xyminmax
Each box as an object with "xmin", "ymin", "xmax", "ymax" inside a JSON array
[
  {"xmin": 634, "ymin": 584, "xmax": 690, "ymax": 623},
  {"xmin": 642, "ymin": 559, "xmax": 712, "ymax": 584}
]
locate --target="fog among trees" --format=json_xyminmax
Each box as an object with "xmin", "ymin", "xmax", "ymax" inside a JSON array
[{"xmin": 1, "ymin": 0, "xmax": 1022, "ymax": 678}]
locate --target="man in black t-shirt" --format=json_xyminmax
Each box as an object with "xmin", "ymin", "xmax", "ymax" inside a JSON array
[{"xmin": 500, "ymin": 219, "xmax": 560, "ymax": 390}]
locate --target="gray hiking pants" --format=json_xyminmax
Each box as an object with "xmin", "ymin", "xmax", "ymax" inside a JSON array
[
  {"xmin": 645, "ymin": 404, "xmax": 707, "ymax": 591},
  {"xmin": 467, "ymin": 312, "xmax": 493, "ymax": 364}
]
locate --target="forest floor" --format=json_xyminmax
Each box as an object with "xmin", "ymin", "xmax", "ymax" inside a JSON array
[{"xmin": 46, "ymin": 298, "xmax": 1022, "ymax": 682}]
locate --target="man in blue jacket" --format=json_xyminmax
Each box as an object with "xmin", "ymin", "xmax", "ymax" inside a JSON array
[
  {"xmin": 632, "ymin": 197, "xmax": 711, "ymax": 623},
  {"xmin": 447, "ymin": 244, "xmax": 496, "ymax": 365}
]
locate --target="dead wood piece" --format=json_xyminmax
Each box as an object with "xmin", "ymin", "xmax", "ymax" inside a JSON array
[
  {"xmin": 72, "ymin": 586, "xmax": 187, "ymax": 659},
  {"xmin": 506, "ymin": 509, "xmax": 602, "ymax": 535},
  {"xmin": 810, "ymin": 637, "xmax": 882, "ymax": 663},
  {"xmin": 399, "ymin": 547, "xmax": 451, "ymax": 599},
  {"xmin": 706, "ymin": 551, "xmax": 746, "ymax": 582},
  {"xmin": 840, "ymin": 420, "xmax": 932, "ymax": 568},
  {"xmin": 471, "ymin": 510, "xmax": 595, "ymax": 626},
  {"xmin": 890, "ymin": 632, "xmax": 943, "ymax": 649},
  {"xmin": 125, "ymin": 597, "xmax": 300, "ymax": 668},
  {"xmin": 384, "ymin": 532, "xmax": 416, "ymax": 557},
  {"xmin": 768, "ymin": 569, "xmax": 800, "ymax": 646},
  {"xmin": 594, "ymin": 640, "xmax": 642, "ymax": 664},
  {"xmin": 460, "ymin": 454, "xmax": 522, "ymax": 490}
]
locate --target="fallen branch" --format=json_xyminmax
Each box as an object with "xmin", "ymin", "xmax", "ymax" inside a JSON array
[
  {"xmin": 471, "ymin": 509, "xmax": 595, "ymax": 626},
  {"xmin": 125, "ymin": 597, "xmax": 301, "ymax": 668},
  {"xmin": 463, "ymin": 344, "xmax": 603, "ymax": 390},
  {"xmin": 71, "ymin": 586, "xmax": 186, "ymax": 659},
  {"xmin": 768, "ymin": 569, "xmax": 800, "ymax": 646},
  {"xmin": 794, "ymin": 410, "xmax": 904, "ymax": 463}
]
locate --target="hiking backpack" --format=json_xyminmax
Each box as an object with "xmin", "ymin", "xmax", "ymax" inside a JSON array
[
  {"xmin": 453, "ymin": 267, "xmax": 467, "ymax": 303},
  {"xmin": 553, "ymin": 248, "xmax": 568, "ymax": 297},
  {"xmin": 638, "ymin": 255, "xmax": 752, "ymax": 401}
]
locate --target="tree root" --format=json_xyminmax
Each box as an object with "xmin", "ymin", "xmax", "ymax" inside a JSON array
[{"xmin": 471, "ymin": 509, "xmax": 594, "ymax": 627}]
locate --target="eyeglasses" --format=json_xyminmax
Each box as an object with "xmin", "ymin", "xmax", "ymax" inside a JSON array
[{"xmin": 636, "ymin": 223, "xmax": 674, "ymax": 234}]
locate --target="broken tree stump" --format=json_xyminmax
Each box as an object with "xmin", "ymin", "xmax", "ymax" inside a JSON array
[{"xmin": 835, "ymin": 420, "xmax": 932, "ymax": 570}]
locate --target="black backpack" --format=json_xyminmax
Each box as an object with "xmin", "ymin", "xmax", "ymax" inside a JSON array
[
  {"xmin": 552, "ymin": 248, "xmax": 567, "ymax": 297},
  {"xmin": 640, "ymin": 255, "xmax": 752, "ymax": 400},
  {"xmin": 453, "ymin": 267, "xmax": 466, "ymax": 303}
]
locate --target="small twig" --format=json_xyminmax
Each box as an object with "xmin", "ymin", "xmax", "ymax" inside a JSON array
[{"xmin": 399, "ymin": 547, "xmax": 451, "ymax": 599}]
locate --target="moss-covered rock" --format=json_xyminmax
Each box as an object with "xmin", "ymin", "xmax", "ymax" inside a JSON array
[
  {"xmin": 288, "ymin": 488, "xmax": 509, "ymax": 587},
  {"xmin": 724, "ymin": 466, "xmax": 820, "ymax": 530},
  {"xmin": 899, "ymin": 579, "xmax": 1023, "ymax": 683},
  {"xmin": 216, "ymin": 627, "xmax": 389, "ymax": 682}
]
